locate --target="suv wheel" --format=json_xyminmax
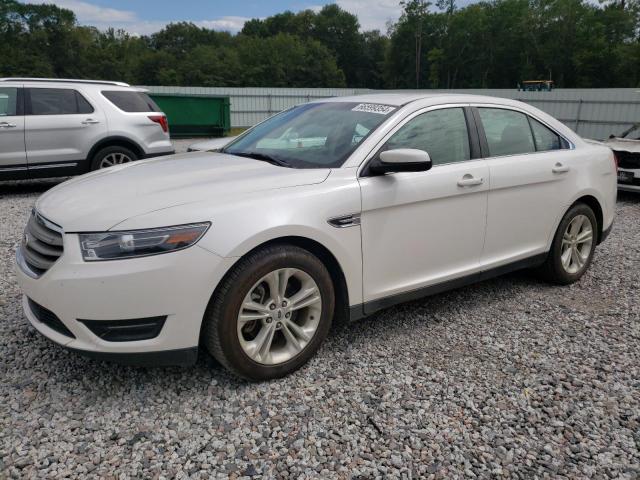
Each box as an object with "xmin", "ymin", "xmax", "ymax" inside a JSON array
[
  {"xmin": 91, "ymin": 146, "xmax": 137, "ymax": 170},
  {"xmin": 202, "ymin": 245, "xmax": 335, "ymax": 381},
  {"xmin": 538, "ymin": 203, "xmax": 597, "ymax": 284}
]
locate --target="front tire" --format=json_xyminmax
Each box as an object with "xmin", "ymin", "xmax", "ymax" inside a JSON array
[
  {"xmin": 538, "ymin": 203, "xmax": 597, "ymax": 285},
  {"xmin": 202, "ymin": 245, "xmax": 335, "ymax": 381}
]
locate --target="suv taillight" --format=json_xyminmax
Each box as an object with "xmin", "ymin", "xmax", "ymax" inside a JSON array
[{"xmin": 148, "ymin": 115, "xmax": 168, "ymax": 133}]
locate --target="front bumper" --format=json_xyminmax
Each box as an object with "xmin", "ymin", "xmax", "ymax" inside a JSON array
[
  {"xmin": 16, "ymin": 234, "xmax": 236, "ymax": 366},
  {"xmin": 617, "ymin": 167, "xmax": 640, "ymax": 193}
]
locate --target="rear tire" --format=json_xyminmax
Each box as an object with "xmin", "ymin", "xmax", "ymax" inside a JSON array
[
  {"xmin": 90, "ymin": 145, "xmax": 137, "ymax": 171},
  {"xmin": 537, "ymin": 203, "xmax": 597, "ymax": 285},
  {"xmin": 202, "ymin": 244, "xmax": 335, "ymax": 381}
]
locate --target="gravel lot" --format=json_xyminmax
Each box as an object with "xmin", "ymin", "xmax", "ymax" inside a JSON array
[{"xmin": 1, "ymin": 152, "xmax": 639, "ymax": 477}]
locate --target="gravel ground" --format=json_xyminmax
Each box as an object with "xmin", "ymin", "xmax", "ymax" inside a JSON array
[{"xmin": 0, "ymin": 160, "xmax": 639, "ymax": 477}]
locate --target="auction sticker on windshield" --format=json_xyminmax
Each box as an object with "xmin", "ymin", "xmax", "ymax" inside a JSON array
[{"xmin": 352, "ymin": 103, "xmax": 396, "ymax": 115}]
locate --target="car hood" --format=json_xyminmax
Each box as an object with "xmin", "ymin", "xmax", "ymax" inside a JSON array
[{"xmin": 36, "ymin": 152, "xmax": 330, "ymax": 231}]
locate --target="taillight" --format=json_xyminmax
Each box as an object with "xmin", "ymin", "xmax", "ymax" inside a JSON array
[
  {"xmin": 612, "ymin": 151, "xmax": 619, "ymax": 171},
  {"xmin": 148, "ymin": 115, "xmax": 168, "ymax": 133}
]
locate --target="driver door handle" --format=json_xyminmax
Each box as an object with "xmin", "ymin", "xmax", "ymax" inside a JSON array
[
  {"xmin": 457, "ymin": 175, "xmax": 484, "ymax": 187},
  {"xmin": 81, "ymin": 118, "xmax": 100, "ymax": 125},
  {"xmin": 0, "ymin": 122, "xmax": 16, "ymax": 128},
  {"xmin": 552, "ymin": 162, "xmax": 570, "ymax": 174}
]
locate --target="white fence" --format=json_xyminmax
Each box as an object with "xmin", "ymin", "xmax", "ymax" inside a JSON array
[{"xmin": 145, "ymin": 86, "xmax": 640, "ymax": 140}]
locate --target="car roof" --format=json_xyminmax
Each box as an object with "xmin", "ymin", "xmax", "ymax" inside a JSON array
[{"xmin": 313, "ymin": 92, "xmax": 522, "ymax": 108}]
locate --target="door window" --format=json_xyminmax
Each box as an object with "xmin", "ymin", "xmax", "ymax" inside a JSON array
[
  {"xmin": 384, "ymin": 108, "xmax": 470, "ymax": 165},
  {"xmin": 0, "ymin": 87, "xmax": 18, "ymax": 116},
  {"xmin": 28, "ymin": 88, "xmax": 94, "ymax": 115},
  {"xmin": 478, "ymin": 108, "xmax": 535, "ymax": 157},
  {"xmin": 529, "ymin": 117, "xmax": 561, "ymax": 151}
]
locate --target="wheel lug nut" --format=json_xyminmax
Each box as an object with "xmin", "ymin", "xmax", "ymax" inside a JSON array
[
  {"xmin": 269, "ymin": 304, "xmax": 276, "ymax": 310},
  {"xmin": 277, "ymin": 322, "xmax": 282, "ymax": 327},
  {"xmin": 282, "ymin": 301, "xmax": 287, "ymax": 307},
  {"xmin": 285, "ymin": 312, "xmax": 291, "ymax": 318},
  {"xmin": 266, "ymin": 317, "xmax": 272, "ymax": 323}
]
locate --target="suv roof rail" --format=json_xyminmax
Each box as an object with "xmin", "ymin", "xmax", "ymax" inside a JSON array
[{"xmin": 0, "ymin": 78, "xmax": 130, "ymax": 87}]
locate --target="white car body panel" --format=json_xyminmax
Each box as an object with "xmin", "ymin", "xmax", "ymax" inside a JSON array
[
  {"xmin": 0, "ymin": 114, "xmax": 26, "ymax": 167},
  {"xmin": 35, "ymin": 152, "xmax": 330, "ymax": 231},
  {"xmin": 360, "ymin": 159, "xmax": 490, "ymax": 304},
  {"xmin": 15, "ymin": 93, "xmax": 617, "ymax": 363}
]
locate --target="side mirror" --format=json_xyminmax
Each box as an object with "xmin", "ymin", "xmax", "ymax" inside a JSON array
[{"xmin": 367, "ymin": 149, "xmax": 432, "ymax": 176}]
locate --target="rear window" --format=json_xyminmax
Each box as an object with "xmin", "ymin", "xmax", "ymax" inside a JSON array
[
  {"xmin": 102, "ymin": 91, "xmax": 160, "ymax": 112},
  {"xmin": 29, "ymin": 88, "xmax": 94, "ymax": 115}
]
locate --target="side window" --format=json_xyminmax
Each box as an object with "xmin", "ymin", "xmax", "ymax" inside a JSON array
[
  {"xmin": 28, "ymin": 88, "xmax": 93, "ymax": 115},
  {"xmin": 76, "ymin": 91, "xmax": 95, "ymax": 114},
  {"xmin": 384, "ymin": 108, "xmax": 470, "ymax": 165},
  {"xmin": 529, "ymin": 117, "xmax": 561, "ymax": 151},
  {"xmin": 0, "ymin": 87, "xmax": 18, "ymax": 116},
  {"xmin": 101, "ymin": 91, "xmax": 161, "ymax": 112},
  {"xmin": 478, "ymin": 108, "xmax": 535, "ymax": 157}
]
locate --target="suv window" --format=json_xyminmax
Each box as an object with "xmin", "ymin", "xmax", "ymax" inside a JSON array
[
  {"xmin": 529, "ymin": 117, "xmax": 562, "ymax": 151},
  {"xmin": 102, "ymin": 91, "xmax": 160, "ymax": 112},
  {"xmin": 478, "ymin": 108, "xmax": 535, "ymax": 157},
  {"xmin": 28, "ymin": 88, "xmax": 94, "ymax": 115},
  {"xmin": 0, "ymin": 87, "xmax": 18, "ymax": 116},
  {"xmin": 384, "ymin": 107, "xmax": 470, "ymax": 165}
]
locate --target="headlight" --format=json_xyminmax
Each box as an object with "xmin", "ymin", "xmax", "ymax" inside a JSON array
[{"xmin": 79, "ymin": 223, "xmax": 210, "ymax": 261}]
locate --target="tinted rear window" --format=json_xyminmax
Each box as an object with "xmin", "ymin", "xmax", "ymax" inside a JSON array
[
  {"xmin": 29, "ymin": 88, "xmax": 94, "ymax": 115},
  {"xmin": 102, "ymin": 91, "xmax": 160, "ymax": 112}
]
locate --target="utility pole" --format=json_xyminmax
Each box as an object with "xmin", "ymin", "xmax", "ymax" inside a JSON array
[
  {"xmin": 402, "ymin": 0, "xmax": 430, "ymax": 89},
  {"xmin": 415, "ymin": 24, "xmax": 422, "ymax": 88}
]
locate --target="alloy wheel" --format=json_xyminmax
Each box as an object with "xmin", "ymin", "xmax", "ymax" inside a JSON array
[
  {"xmin": 99, "ymin": 152, "xmax": 132, "ymax": 169},
  {"xmin": 560, "ymin": 214, "xmax": 593, "ymax": 274},
  {"xmin": 237, "ymin": 268, "xmax": 322, "ymax": 365}
]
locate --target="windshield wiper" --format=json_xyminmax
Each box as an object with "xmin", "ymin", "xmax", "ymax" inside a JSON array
[{"xmin": 231, "ymin": 151, "xmax": 292, "ymax": 168}]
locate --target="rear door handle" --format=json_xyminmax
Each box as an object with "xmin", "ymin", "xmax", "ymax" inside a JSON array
[
  {"xmin": 0, "ymin": 122, "xmax": 16, "ymax": 128},
  {"xmin": 552, "ymin": 162, "xmax": 570, "ymax": 174},
  {"xmin": 457, "ymin": 175, "xmax": 484, "ymax": 187},
  {"xmin": 81, "ymin": 118, "xmax": 100, "ymax": 125}
]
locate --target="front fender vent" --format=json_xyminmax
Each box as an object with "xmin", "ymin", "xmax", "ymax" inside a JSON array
[{"xmin": 328, "ymin": 213, "xmax": 361, "ymax": 228}]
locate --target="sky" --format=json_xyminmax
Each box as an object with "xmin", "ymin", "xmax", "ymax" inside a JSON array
[{"xmin": 25, "ymin": 0, "xmax": 406, "ymax": 35}]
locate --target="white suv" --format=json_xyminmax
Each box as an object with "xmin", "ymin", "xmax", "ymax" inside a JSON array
[
  {"xmin": 15, "ymin": 93, "xmax": 616, "ymax": 381},
  {"xmin": 0, "ymin": 78, "xmax": 174, "ymax": 180}
]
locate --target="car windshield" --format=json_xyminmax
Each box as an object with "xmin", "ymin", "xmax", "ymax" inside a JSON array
[{"xmin": 223, "ymin": 102, "xmax": 397, "ymax": 168}]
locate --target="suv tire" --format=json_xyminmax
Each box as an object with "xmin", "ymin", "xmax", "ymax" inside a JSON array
[{"xmin": 90, "ymin": 145, "xmax": 138, "ymax": 170}]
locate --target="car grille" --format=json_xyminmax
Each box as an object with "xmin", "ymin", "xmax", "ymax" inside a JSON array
[
  {"xmin": 616, "ymin": 150, "xmax": 640, "ymax": 170},
  {"xmin": 20, "ymin": 211, "xmax": 64, "ymax": 277},
  {"xmin": 27, "ymin": 298, "xmax": 75, "ymax": 338}
]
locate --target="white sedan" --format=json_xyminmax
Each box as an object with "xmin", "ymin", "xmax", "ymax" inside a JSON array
[{"xmin": 16, "ymin": 93, "xmax": 616, "ymax": 380}]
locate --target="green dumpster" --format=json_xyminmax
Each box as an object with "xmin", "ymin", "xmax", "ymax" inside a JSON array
[{"xmin": 149, "ymin": 93, "xmax": 231, "ymax": 138}]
